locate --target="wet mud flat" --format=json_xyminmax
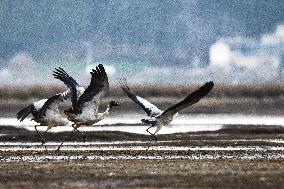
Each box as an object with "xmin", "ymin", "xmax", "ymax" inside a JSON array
[
  {"xmin": 0, "ymin": 124, "xmax": 284, "ymax": 188},
  {"xmin": 0, "ymin": 125, "xmax": 284, "ymax": 188},
  {"xmin": 0, "ymin": 159, "xmax": 284, "ymax": 188}
]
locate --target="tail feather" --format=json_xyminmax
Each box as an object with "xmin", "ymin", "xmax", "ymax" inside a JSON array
[{"xmin": 16, "ymin": 104, "xmax": 34, "ymax": 122}]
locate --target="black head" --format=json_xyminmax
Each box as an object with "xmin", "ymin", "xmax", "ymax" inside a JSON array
[{"xmin": 109, "ymin": 101, "xmax": 119, "ymax": 107}]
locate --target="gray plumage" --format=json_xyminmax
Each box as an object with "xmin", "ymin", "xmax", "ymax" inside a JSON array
[
  {"xmin": 17, "ymin": 90, "xmax": 70, "ymax": 126},
  {"xmin": 120, "ymin": 80, "xmax": 214, "ymax": 140},
  {"xmin": 54, "ymin": 64, "xmax": 118, "ymax": 151}
]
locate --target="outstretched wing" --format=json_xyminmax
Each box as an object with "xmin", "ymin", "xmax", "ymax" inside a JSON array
[
  {"xmin": 53, "ymin": 67, "xmax": 85, "ymax": 109},
  {"xmin": 16, "ymin": 104, "xmax": 36, "ymax": 122},
  {"xmin": 159, "ymin": 81, "xmax": 214, "ymax": 119},
  {"xmin": 17, "ymin": 98, "xmax": 48, "ymax": 121},
  {"xmin": 16, "ymin": 90, "xmax": 70, "ymax": 121},
  {"xmin": 76, "ymin": 64, "xmax": 108, "ymax": 115},
  {"xmin": 120, "ymin": 79, "xmax": 163, "ymax": 117},
  {"xmin": 37, "ymin": 90, "xmax": 71, "ymax": 117}
]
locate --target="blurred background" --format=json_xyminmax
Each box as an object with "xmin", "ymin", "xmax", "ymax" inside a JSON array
[{"xmin": 0, "ymin": 0, "xmax": 283, "ymax": 116}]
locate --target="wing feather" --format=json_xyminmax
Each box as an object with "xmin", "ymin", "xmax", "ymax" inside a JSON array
[
  {"xmin": 76, "ymin": 64, "xmax": 109, "ymax": 115},
  {"xmin": 120, "ymin": 79, "xmax": 162, "ymax": 116},
  {"xmin": 53, "ymin": 67, "xmax": 84, "ymax": 109},
  {"xmin": 159, "ymin": 81, "xmax": 214, "ymax": 118},
  {"xmin": 16, "ymin": 104, "xmax": 36, "ymax": 122},
  {"xmin": 37, "ymin": 89, "xmax": 71, "ymax": 117}
]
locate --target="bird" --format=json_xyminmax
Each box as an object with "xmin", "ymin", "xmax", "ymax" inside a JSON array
[
  {"xmin": 120, "ymin": 79, "xmax": 214, "ymax": 141},
  {"xmin": 16, "ymin": 89, "xmax": 71, "ymax": 148},
  {"xmin": 53, "ymin": 64, "xmax": 119, "ymax": 150}
]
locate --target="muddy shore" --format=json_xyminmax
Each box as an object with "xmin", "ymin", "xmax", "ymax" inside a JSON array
[
  {"xmin": 0, "ymin": 124, "xmax": 284, "ymax": 188},
  {"xmin": 0, "ymin": 159, "xmax": 284, "ymax": 188}
]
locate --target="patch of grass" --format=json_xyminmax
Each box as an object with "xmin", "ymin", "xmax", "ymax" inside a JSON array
[{"xmin": 1, "ymin": 84, "xmax": 284, "ymax": 117}]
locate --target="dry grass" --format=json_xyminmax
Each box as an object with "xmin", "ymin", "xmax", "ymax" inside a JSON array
[
  {"xmin": 1, "ymin": 83, "xmax": 284, "ymax": 99},
  {"xmin": 1, "ymin": 84, "xmax": 284, "ymax": 117}
]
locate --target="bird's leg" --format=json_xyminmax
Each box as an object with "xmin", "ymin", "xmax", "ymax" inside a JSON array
[
  {"xmin": 34, "ymin": 125, "xmax": 46, "ymax": 145},
  {"xmin": 41, "ymin": 127, "xmax": 51, "ymax": 152},
  {"xmin": 71, "ymin": 124, "xmax": 86, "ymax": 143},
  {"xmin": 56, "ymin": 128, "xmax": 75, "ymax": 152},
  {"xmin": 146, "ymin": 125, "xmax": 158, "ymax": 142}
]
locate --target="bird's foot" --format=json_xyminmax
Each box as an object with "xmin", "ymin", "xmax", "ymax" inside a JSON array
[
  {"xmin": 149, "ymin": 134, "xmax": 158, "ymax": 143},
  {"xmin": 43, "ymin": 145, "xmax": 48, "ymax": 152},
  {"xmin": 40, "ymin": 139, "xmax": 48, "ymax": 151},
  {"xmin": 153, "ymin": 135, "xmax": 158, "ymax": 142},
  {"xmin": 55, "ymin": 147, "xmax": 61, "ymax": 152},
  {"xmin": 152, "ymin": 134, "xmax": 158, "ymax": 142}
]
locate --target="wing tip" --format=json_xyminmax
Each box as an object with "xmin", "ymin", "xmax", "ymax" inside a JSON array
[
  {"xmin": 53, "ymin": 67, "xmax": 70, "ymax": 77},
  {"xmin": 90, "ymin": 64, "xmax": 107, "ymax": 80},
  {"xmin": 200, "ymin": 81, "xmax": 214, "ymax": 96},
  {"xmin": 119, "ymin": 78, "xmax": 130, "ymax": 92},
  {"xmin": 207, "ymin": 81, "xmax": 214, "ymax": 85},
  {"xmin": 205, "ymin": 81, "xmax": 214, "ymax": 91},
  {"xmin": 208, "ymin": 81, "xmax": 215, "ymax": 88},
  {"xmin": 16, "ymin": 104, "xmax": 34, "ymax": 122}
]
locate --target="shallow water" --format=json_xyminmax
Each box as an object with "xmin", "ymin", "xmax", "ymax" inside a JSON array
[
  {"xmin": 1, "ymin": 114, "xmax": 284, "ymax": 134},
  {"xmin": 1, "ymin": 114, "xmax": 284, "ymax": 162},
  {"xmin": 0, "ymin": 139, "xmax": 283, "ymax": 147}
]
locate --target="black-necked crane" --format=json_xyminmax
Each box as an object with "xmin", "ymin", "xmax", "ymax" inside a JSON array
[
  {"xmin": 53, "ymin": 64, "xmax": 119, "ymax": 151},
  {"xmin": 120, "ymin": 79, "xmax": 214, "ymax": 141},
  {"xmin": 16, "ymin": 90, "xmax": 71, "ymax": 148}
]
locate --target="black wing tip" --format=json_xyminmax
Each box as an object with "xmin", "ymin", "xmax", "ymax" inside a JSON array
[
  {"xmin": 90, "ymin": 64, "xmax": 107, "ymax": 80},
  {"xmin": 90, "ymin": 68, "xmax": 96, "ymax": 75},
  {"xmin": 206, "ymin": 81, "xmax": 214, "ymax": 88},
  {"xmin": 90, "ymin": 64, "xmax": 105, "ymax": 73},
  {"xmin": 53, "ymin": 68, "xmax": 76, "ymax": 87},
  {"xmin": 16, "ymin": 104, "xmax": 34, "ymax": 122},
  {"xmin": 118, "ymin": 78, "xmax": 130, "ymax": 91},
  {"xmin": 207, "ymin": 81, "xmax": 214, "ymax": 85},
  {"xmin": 53, "ymin": 67, "xmax": 68, "ymax": 77},
  {"xmin": 97, "ymin": 64, "xmax": 105, "ymax": 71},
  {"xmin": 199, "ymin": 81, "xmax": 214, "ymax": 95},
  {"xmin": 99, "ymin": 64, "xmax": 106, "ymax": 73}
]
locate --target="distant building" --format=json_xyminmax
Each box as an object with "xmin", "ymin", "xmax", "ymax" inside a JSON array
[{"xmin": 280, "ymin": 53, "xmax": 284, "ymax": 82}]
